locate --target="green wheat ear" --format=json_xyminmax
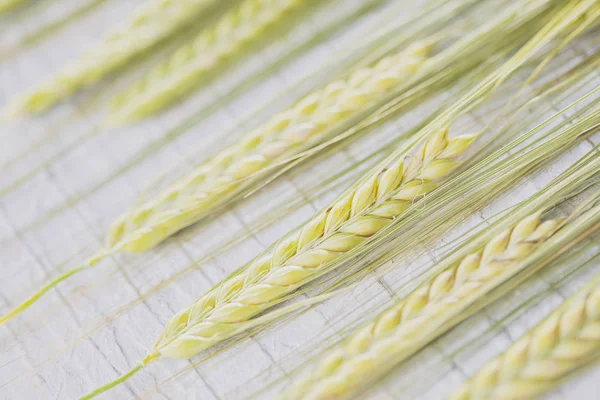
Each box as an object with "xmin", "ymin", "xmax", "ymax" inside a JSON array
[
  {"xmin": 108, "ymin": 0, "xmax": 305, "ymax": 125},
  {"xmin": 150, "ymin": 128, "xmax": 474, "ymax": 359},
  {"xmin": 2, "ymin": 0, "xmax": 219, "ymax": 116},
  {"xmin": 451, "ymin": 267, "xmax": 600, "ymax": 400}
]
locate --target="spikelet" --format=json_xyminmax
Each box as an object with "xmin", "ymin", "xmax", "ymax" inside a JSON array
[
  {"xmin": 110, "ymin": 0, "xmax": 305, "ymax": 124},
  {"xmin": 108, "ymin": 43, "xmax": 432, "ymax": 252},
  {"xmin": 283, "ymin": 212, "xmax": 564, "ymax": 399},
  {"xmin": 149, "ymin": 128, "xmax": 475, "ymax": 359},
  {"xmin": 450, "ymin": 275, "xmax": 600, "ymax": 400},
  {"xmin": 4, "ymin": 0, "xmax": 218, "ymax": 115}
]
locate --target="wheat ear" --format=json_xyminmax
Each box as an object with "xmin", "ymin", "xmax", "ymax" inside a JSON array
[
  {"xmin": 107, "ymin": 43, "xmax": 432, "ymax": 253},
  {"xmin": 284, "ymin": 212, "xmax": 564, "ymax": 400},
  {"xmin": 3, "ymin": 0, "xmax": 218, "ymax": 115},
  {"xmin": 110, "ymin": 0, "xmax": 304, "ymax": 124},
  {"xmin": 450, "ymin": 273, "xmax": 600, "ymax": 400},
  {"xmin": 147, "ymin": 127, "xmax": 474, "ymax": 359}
]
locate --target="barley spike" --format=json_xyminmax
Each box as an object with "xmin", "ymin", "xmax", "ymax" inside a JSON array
[
  {"xmin": 149, "ymin": 127, "xmax": 474, "ymax": 360},
  {"xmin": 284, "ymin": 212, "xmax": 563, "ymax": 400},
  {"xmin": 110, "ymin": 0, "xmax": 305, "ymax": 124},
  {"xmin": 451, "ymin": 274, "xmax": 600, "ymax": 400},
  {"xmin": 108, "ymin": 43, "xmax": 432, "ymax": 252},
  {"xmin": 4, "ymin": 0, "xmax": 219, "ymax": 115}
]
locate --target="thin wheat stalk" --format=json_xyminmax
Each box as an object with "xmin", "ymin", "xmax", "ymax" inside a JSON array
[
  {"xmin": 107, "ymin": 43, "xmax": 432, "ymax": 253},
  {"xmin": 283, "ymin": 211, "xmax": 566, "ymax": 399},
  {"xmin": 0, "ymin": 250, "xmax": 110, "ymax": 325},
  {"xmin": 110, "ymin": 0, "xmax": 305, "ymax": 124},
  {"xmin": 450, "ymin": 270, "xmax": 600, "ymax": 400},
  {"xmin": 3, "ymin": 0, "xmax": 219, "ymax": 116},
  {"xmin": 78, "ymin": 127, "xmax": 474, "ymax": 399}
]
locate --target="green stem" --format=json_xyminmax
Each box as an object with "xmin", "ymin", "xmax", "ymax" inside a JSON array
[
  {"xmin": 79, "ymin": 353, "xmax": 159, "ymax": 400},
  {"xmin": 0, "ymin": 249, "xmax": 109, "ymax": 325}
]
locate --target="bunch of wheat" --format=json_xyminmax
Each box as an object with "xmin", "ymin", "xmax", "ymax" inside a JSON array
[
  {"xmin": 4, "ymin": 0, "xmax": 219, "ymax": 115},
  {"xmin": 4, "ymin": 0, "xmax": 593, "ymax": 331},
  {"xmin": 3, "ymin": 0, "xmax": 591, "ymax": 338},
  {"xmin": 110, "ymin": 0, "xmax": 306, "ymax": 124},
  {"xmin": 281, "ymin": 130, "xmax": 600, "ymax": 399},
  {"xmin": 72, "ymin": 2, "xmax": 600, "ymax": 395},
  {"xmin": 76, "ymin": 126, "xmax": 474, "ymax": 399},
  {"xmin": 83, "ymin": 89, "xmax": 600, "ymax": 397},
  {"xmin": 108, "ymin": 43, "xmax": 431, "ymax": 252},
  {"xmin": 0, "ymin": 35, "xmax": 451, "ymax": 327}
]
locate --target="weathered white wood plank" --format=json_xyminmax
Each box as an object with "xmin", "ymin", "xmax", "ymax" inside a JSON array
[{"xmin": 0, "ymin": 1, "xmax": 599, "ymax": 399}]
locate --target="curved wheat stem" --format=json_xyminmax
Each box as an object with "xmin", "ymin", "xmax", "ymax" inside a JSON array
[
  {"xmin": 450, "ymin": 274, "xmax": 600, "ymax": 400},
  {"xmin": 4, "ymin": 0, "xmax": 218, "ymax": 115},
  {"xmin": 107, "ymin": 43, "xmax": 432, "ymax": 253},
  {"xmin": 148, "ymin": 128, "xmax": 475, "ymax": 359},
  {"xmin": 283, "ymin": 212, "xmax": 564, "ymax": 400},
  {"xmin": 110, "ymin": 0, "xmax": 305, "ymax": 124},
  {"xmin": 78, "ymin": 352, "xmax": 159, "ymax": 400},
  {"xmin": 0, "ymin": 249, "xmax": 112, "ymax": 325}
]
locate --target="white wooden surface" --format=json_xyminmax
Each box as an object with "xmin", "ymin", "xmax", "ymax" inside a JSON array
[{"xmin": 0, "ymin": 1, "xmax": 599, "ymax": 399}]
